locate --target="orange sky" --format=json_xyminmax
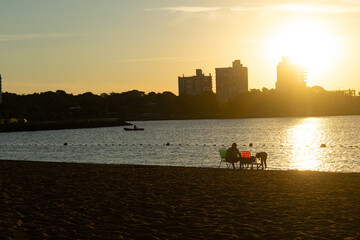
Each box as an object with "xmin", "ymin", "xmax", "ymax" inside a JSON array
[{"xmin": 1, "ymin": 0, "xmax": 360, "ymax": 95}]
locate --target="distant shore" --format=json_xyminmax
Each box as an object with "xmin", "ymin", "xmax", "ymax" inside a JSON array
[
  {"xmin": 0, "ymin": 118, "xmax": 131, "ymax": 132},
  {"xmin": 124, "ymin": 112, "xmax": 360, "ymax": 122},
  {"xmin": 1, "ymin": 160, "xmax": 359, "ymax": 239},
  {"xmin": 1, "ymin": 114, "xmax": 360, "ymax": 133}
]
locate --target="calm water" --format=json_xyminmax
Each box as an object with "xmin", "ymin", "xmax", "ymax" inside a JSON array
[{"xmin": 1, "ymin": 116, "xmax": 360, "ymax": 172}]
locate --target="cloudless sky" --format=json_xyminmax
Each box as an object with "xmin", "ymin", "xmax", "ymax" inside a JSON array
[{"xmin": 1, "ymin": 0, "xmax": 360, "ymax": 94}]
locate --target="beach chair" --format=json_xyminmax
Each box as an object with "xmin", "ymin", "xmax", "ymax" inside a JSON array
[
  {"xmin": 218, "ymin": 148, "xmax": 231, "ymax": 168},
  {"xmin": 240, "ymin": 151, "xmax": 260, "ymax": 170}
]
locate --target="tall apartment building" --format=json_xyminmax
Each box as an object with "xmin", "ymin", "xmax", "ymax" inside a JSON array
[
  {"xmin": 178, "ymin": 69, "xmax": 212, "ymax": 96},
  {"xmin": 276, "ymin": 56, "xmax": 307, "ymax": 92},
  {"xmin": 216, "ymin": 60, "xmax": 248, "ymax": 102}
]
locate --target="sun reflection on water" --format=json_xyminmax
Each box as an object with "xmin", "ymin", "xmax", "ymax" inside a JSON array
[{"xmin": 287, "ymin": 118, "xmax": 324, "ymax": 171}]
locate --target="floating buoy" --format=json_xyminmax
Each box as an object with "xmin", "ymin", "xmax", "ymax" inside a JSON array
[{"xmin": 320, "ymin": 144, "xmax": 326, "ymax": 148}]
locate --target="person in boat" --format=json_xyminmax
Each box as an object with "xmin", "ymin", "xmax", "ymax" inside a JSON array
[
  {"xmin": 256, "ymin": 152, "xmax": 268, "ymax": 169},
  {"xmin": 226, "ymin": 142, "xmax": 241, "ymax": 169}
]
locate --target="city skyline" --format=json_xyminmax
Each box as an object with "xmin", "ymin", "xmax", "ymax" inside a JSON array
[{"xmin": 1, "ymin": 0, "xmax": 360, "ymax": 94}]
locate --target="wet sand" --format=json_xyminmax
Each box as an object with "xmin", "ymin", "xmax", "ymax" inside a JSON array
[{"xmin": 1, "ymin": 160, "xmax": 359, "ymax": 239}]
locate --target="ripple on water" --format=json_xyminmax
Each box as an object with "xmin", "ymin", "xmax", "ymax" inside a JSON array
[{"xmin": 0, "ymin": 116, "xmax": 359, "ymax": 172}]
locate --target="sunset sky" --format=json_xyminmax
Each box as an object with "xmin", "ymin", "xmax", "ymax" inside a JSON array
[{"xmin": 1, "ymin": 0, "xmax": 360, "ymax": 95}]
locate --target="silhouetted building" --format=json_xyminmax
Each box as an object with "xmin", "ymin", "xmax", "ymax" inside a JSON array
[
  {"xmin": 216, "ymin": 60, "xmax": 248, "ymax": 102},
  {"xmin": 276, "ymin": 57, "xmax": 307, "ymax": 92},
  {"xmin": 0, "ymin": 74, "xmax": 2, "ymax": 104},
  {"xmin": 330, "ymin": 89, "xmax": 356, "ymax": 97},
  {"xmin": 178, "ymin": 69, "xmax": 212, "ymax": 96}
]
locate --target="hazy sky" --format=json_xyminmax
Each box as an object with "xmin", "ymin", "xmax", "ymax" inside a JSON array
[{"xmin": 1, "ymin": 0, "xmax": 360, "ymax": 94}]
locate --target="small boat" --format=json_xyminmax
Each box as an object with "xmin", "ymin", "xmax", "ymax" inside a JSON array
[{"xmin": 124, "ymin": 126, "xmax": 144, "ymax": 131}]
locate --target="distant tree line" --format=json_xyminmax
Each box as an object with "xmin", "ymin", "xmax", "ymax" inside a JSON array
[{"xmin": 0, "ymin": 87, "xmax": 359, "ymax": 122}]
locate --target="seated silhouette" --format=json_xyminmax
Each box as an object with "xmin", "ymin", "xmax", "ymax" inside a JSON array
[{"xmin": 225, "ymin": 143, "xmax": 241, "ymax": 169}]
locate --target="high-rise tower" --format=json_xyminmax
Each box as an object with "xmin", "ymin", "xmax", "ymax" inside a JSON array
[
  {"xmin": 216, "ymin": 60, "xmax": 248, "ymax": 102},
  {"xmin": 276, "ymin": 57, "xmax": 307, "ymax": 92}
]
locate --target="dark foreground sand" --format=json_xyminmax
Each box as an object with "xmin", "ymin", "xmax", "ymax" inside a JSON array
[{"xmin": 1, "ymin": 160, "xmax": 359, "ymax": 239}]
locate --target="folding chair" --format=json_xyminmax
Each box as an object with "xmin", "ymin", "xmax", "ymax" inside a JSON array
[
  {"xmin": 218, "ymin": 148, "xmax": 231, "ymax": 168},
  {"xmin": 240, "ymin": 151, "xmax": 259, "ymax": 170}
]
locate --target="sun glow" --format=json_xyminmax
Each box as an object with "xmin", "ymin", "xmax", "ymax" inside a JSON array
[
  {"xmin": 287, "ymin": 118, "xmax": 323, "ymax": 171},
  {"xmin": 269, "ymin": 20, "xmax": 339, "ymax": 84}
]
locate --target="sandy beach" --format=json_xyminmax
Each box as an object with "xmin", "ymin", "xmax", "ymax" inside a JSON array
[{"xmin": 0, "ymin": 160, "xmax": 359, "ymax": 239}]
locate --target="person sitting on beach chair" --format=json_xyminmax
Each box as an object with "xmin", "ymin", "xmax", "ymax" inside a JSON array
[
  {"xmin": 256, "ymin": 152, "xmax": 268, "ymax": 170},
  {"xmin": 226, "ymin": 143, "xmax": 241, "ymax": 169}
]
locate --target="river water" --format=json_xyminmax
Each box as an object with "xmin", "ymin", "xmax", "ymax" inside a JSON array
[{"xmin": 1, "ymin": 116, "xmax": 359, "ymax": 172}]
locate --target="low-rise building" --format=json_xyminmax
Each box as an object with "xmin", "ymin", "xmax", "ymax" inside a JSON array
[
  {"xmin": 330, "ymin": 89, "xmax": 356, "ymax": 97},
  {"xmin": 178, "ymin": 69, "xmax": 212, "ymax": 96}
]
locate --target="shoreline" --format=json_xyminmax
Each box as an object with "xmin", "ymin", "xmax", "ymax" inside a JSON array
[
  {"xmin": 1, "ymin": 159, "xmax": 360, "ymax": 174},
  {"xmin": 126, "ymin": 113, "xmax": 360, "ymax": 122},
  {"xmin": 0, "ymin": 119, "xmax": 131, "ymax": 132},
  {"xmin": 1, "ymin": 114, "xmax": 359, "ymax": 133},
  {"xmin": 1, "ymin": 159, "xmax": 359, "ymax": 239}
]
